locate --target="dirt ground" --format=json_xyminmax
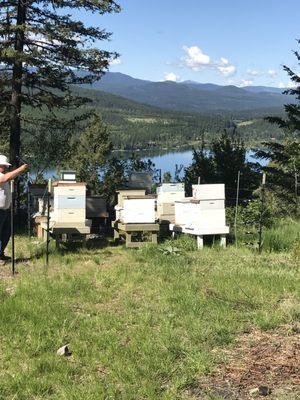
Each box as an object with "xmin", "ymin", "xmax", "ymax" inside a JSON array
[{"xmin": 186, "ymin": 325, "xmax": 300, "ymax": 400}]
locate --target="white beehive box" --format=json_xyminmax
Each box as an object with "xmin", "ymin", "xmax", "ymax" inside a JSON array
[
  {"xmin": 116, "ymin": 189, "xmax": 146, "ymax": 208},
  {"xmin": 175, "ymin": 199, "xmax": 199, "ymax": 226},
  {"xmin": 175, "ymin": 198, "xmax": 227, "ymax": 233},
  {"xmin": 122, "ymin": 196, "xmax": 156, "ymax": 224},
  {"xmin": 192, "ymin": 184, "xmax": 225, "ymax": 200},
  {"xmin": 172, "ymin": 183, "xmax": 229, "ymax": 240}
]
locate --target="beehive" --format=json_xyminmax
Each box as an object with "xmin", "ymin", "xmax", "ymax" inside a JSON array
[
  {"xmin": 192, "ymin": 184, "xmax": 225, "ymax": 201},
  {"xmin": 122, "ymin": 195, "xmax": 156, "ymax": 224},
  {"xmin": 116, "ymin": 189, "xmax": 146, "ymax": 208},
  {"xmin": 156, "ymin": 183, "xmax": 185, "ymax": 223},
  {"xmin": 174, "ymin": 184, "xmax": 227, "ymax": 233},
  {"xmin": 157, "ymin": 183, "xmax": 185, "ymax": 204},
  {"xmin": 51, "ymin": 182, "xmax": 87, "ymax": 223}
]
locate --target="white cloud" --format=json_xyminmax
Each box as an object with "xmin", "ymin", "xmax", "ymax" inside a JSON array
[
  {"xmin": 220, "ymin": 57, "xmax": 229, "ymax": 65},
  {"xmin": 217, "ymin": 57, "xmax": 236, "ymax": 76},
  {"xmin": 247, "ymin": 69, "xmax": 261, "ymax": 77},
  {"xmin": 267, "ymin": 69, "xmax": 277, "ymax": 78},
  {"xmin": 181, "ymin": 45, "xmax": 236, "ymax": 77},
  {"xmin": 217, "ymin": 64, "xmax": 236, "ymax": 77},
  {"xmin": 164, "ymin": 72, "xmax": 181, "ymax": 82},
  {"xmin": 110, "ymin": 58, "xmax": 122, "ymax": 66},
  {"xmin": 182, "ymin": 45, "xmax": 211, "ymax": 71}
]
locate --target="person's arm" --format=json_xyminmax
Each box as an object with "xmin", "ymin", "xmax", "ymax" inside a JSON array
[{"xmin": 0, "ymin": 164, "xmax": 28, "ymax": 183}]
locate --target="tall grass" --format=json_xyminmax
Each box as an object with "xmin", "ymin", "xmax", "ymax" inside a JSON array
[{"xmin": 263, "ymin": 218, "xmax": 300, "ymax": 252}]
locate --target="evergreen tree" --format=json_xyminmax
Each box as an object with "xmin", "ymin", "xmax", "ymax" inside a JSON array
[
  {"xmin": 256, "ymin": 40, "xmax": 300, "ymax": 215},
  {"xmin": 212, "ymin": 125, "xmax": 259, "ymax": 204},
  {"xmin": 184, "ymin": 127, "xmax": 259, "ymax": 202},
  {"xmin": 70, "ymin": 114, "xmax": 112, "ymax": 193},
  {"xmin": 0, "ymin": 0, "xmax": 120, "ymax": 167}
]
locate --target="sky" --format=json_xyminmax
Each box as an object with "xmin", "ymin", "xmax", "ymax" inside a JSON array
[{"xmin": 77, "ymin": 0, "xmax": 300, "ymax": 87}]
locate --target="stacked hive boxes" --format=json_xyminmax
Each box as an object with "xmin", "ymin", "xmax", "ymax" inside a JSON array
[
  {"xmin": 115, "ymin": 189, "xmax": 146, "ymax": 222},
  {"xmin": 115, "ymin": 189, "xmax": 156, "ymax": 224},
  {"xmin": 174, "ymin": 184, "xmax": 228, "ymax": 234},
  {"xmin": 51, "ymin": 182, "xmax": 88, "ymax": 225},
  {"xmin": 156, "ymin": 183, "xmax": 185, "ymax": 223}
]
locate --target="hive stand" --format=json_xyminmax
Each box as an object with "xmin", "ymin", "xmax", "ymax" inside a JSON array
[
  {"xmin": 169, "ymin": 224, "xmax": 228, "ymax": 250},
  {"xmin": 41, "ymin": 222, "xmax": 91, "ymax": 248},
  {"xmin": 112, "ymin": 221, "xmax": 159, "ymax": 248}
]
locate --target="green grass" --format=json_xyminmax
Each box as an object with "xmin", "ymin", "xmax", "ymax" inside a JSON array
[
  {"xmin": 0, "ymin": 235, "xmax": 299, "ymax": 399},
  {"xmin": 263, "ymin": 218, "xmax": 300, "ymax": 252}
]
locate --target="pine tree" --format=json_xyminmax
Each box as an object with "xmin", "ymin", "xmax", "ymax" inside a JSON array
[
  {"xmin": 0, "ymin": 0, "xmax": 120, "ymax": 167},
  {"xmin": 71, "ymin": 114, "xmax": 112, "ymax": 193},
  {"xmin": 256, "ymin": 40, "xmax": 300, "ymax": 215}
]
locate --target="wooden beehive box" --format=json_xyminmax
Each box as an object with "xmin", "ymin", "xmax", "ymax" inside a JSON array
[
  {"xmin": 51, "ymin": 182, "xmax": 87, "ymax": 223},
  {"xmin": 157, "ymin": 183, "xmax": 185, "ymax": 204},
  {"xmin": 156, "ymin": 183, "xmax": 185, "ymax": 222},
  {"xmin": 116, "ymin": 189, "xmax": 146, "ymax": 208},
  {"xmin": 122, "ymin": 195, "xmax": 156, "ymax": 224}
]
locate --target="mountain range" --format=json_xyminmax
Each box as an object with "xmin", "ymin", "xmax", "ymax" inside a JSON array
[{"xmin": 82, "ymin": 72, "xmax": 290, "ymax": 114}]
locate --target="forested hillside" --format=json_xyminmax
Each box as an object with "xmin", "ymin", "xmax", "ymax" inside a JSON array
[
  {"xmin": 71, "ymin": 87, "xmax": 284, "ymax": 149},
  {"xmin": 86, "ymin": 72, "xmax": 291, "ymax": 113}
]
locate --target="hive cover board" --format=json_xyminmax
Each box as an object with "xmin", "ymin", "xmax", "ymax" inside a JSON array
[{"xmin": 127, "ymin": 172, "xmax": 153, "ymax": 191}]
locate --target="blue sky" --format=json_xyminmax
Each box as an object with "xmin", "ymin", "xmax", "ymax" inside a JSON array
[{"xmin": 79, "ymin": 0, "xmax": 300, "ymax": 87}]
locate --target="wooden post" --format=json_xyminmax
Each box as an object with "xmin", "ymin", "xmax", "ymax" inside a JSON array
[
  {"xmin": 10, "ymin": 180, "xmax": 15, "ymax": 275},
  {"xmin": 258, "ymin": 173, "xmax": 266, "ymax": 254},
  {"xmin": 234, "ymin": 171, "xmax": 241, "ymax": 248}
]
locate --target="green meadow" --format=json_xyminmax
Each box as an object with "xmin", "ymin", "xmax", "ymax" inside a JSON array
[{"xmin": 0, "ymin": 228, "xmax": 299, "ymax": 399}]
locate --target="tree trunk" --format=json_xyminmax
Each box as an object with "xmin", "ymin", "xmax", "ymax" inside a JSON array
[
  {"xmin": 9, "ymin": 0, "xmax": 27, "ymax": 168},
  {"xmin": 9, "ymin": 0, "xmax": 27, "ymax": 221}
]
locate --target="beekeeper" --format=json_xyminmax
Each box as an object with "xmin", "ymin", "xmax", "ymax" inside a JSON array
[{"xmin": 0, "ymin": 155, "xmax": 28, "ymax": 265}]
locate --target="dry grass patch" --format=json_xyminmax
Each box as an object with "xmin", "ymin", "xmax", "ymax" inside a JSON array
[{"xmin": 186, "ymin": 325, "xmax": 300, "ymax": 399}]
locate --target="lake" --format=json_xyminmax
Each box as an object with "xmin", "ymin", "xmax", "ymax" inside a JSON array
[
  {"xmin": 141, "ymin": 148, "xmax": 265, "ymax": 178},
  {"xmin": 41, "ymin": 148, "xmax": 265, "ymax": 180}
]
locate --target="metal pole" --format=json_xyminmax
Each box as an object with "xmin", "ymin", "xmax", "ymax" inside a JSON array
[
  {"xmin": 234, "ymin": 171, "xmax": 241, "ymax": 248},
  {"xmin": 258, "ymin": 173, "xmax": 266, "ymax": 254},
  {"xmin": 46, "ymin": 179, "xmax": 51, "ymax": 266},
  {"xmin": 27, "ymin": 172, "xmax": 31, "ymax": 237},
  {"xmin": 10, "ymin": 180, "xmax": 15, "ymax": 275}
]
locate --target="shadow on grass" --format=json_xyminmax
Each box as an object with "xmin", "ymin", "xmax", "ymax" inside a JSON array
[{"xmin": 55, "ymin": 235, "xmax": 112, "ymax": 255}]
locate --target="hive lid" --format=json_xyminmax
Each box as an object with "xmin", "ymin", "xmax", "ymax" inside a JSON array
[
  {"xmin": 52, "ymin": 182, "xmax": 86, "ymax": 187},
  {"xmin": 124, "ymin": 195, "xmax": 157, "ymax": 200}
]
